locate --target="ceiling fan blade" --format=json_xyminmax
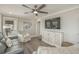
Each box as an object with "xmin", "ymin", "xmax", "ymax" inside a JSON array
[
  {"xmin": 37, "ymin": 4, "xmax": 46, "ymax": 10},
  {"xmin": 22, "ymin": 4, "xmax": 33, "ymax": 10},
  {"xmin": 38, "ymin": 11, "xmax": 48, "ymax": 14}
]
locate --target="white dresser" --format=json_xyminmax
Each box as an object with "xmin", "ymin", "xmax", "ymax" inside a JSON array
[{"xmin": 42, "ymin": 31, "xmax": 63, "ymax": 47}]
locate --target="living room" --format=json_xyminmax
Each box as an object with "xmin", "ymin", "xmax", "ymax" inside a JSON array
[{"xmin": 0, "ymin": 4, "xmax": 79, "ymax": 54}]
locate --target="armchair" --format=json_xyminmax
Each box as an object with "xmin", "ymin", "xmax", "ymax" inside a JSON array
[{"xmin": 0, "ymin": 32, "xmax": 24, "ymax": 54}]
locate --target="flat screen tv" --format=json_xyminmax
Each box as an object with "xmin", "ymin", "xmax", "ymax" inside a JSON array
[{"xmin": 45, "ymin": 17, "xmax": 60, "ymax": 29}]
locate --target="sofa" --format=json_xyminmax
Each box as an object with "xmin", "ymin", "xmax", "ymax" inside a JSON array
[
  {"xmin": 0, "ymin": 32, "xmax": 24, "ymax": 54},
  {"xmin": 33, "ymin": 45, "xmax": 79, "ymax": 54}
]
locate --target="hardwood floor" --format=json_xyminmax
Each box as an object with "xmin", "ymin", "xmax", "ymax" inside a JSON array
[{"xmin": 22, "ymin": 37, "xmax": 73, "ymax": 54}]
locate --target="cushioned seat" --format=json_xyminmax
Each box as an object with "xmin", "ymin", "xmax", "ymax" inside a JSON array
[
  {"xmin": 0, "ymin": 42, "xmax": 6, "ymax": 53},
  {"xmin": 0, "ymin": 32, "xmax": 24, "ymax": 54}
]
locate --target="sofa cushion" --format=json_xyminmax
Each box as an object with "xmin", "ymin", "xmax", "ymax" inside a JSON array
[
  {"xmin": 37, "ymin": 46, "xmax": 79, "ymax": 54},
  {"xmin": 0, "ymin": 42, "xmax": 6, "ymax": 54},
  {"xmin": 6, "ymin": 39, "xmax": 24, "ymax": 54},
  {"xmin": 9, "ymin": 36, "xmax": 18, "ymax": 40},
  {"xmin": 5, "ymin": 37, "xmax": 13, "ymax": 47},
  {"xmin": 6, "ymin": 46, "xmax": 24, "ymax": 54},
  {"xmin": 0, "ymin": 32, "xmax": 3, "ymax": 41}
]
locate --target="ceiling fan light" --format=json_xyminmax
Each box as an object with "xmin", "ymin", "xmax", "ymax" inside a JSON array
[{"xmin": 33, "ymin": 11, "xmax": 38, "ymax": 14}]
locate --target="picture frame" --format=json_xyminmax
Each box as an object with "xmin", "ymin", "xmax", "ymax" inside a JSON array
[
  {"xmin": 23, "ymin": 22, "xmax": 32, "ymax": 31},
  {"xmin": 45, "ymin": 19, "xmax": 52, "ymax": 29}
]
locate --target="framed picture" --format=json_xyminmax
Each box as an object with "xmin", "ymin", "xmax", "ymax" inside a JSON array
[
  {"xmin": 45, "ymin": 17, "xmax": 60, "ymax": 29},
  {"xmin": 45, "ymin": 19, "xmax": 52, "ymax": 29},
  {"xmin": 23, "ymin": 22, "xmax": 32, "ymax": 31},
  {"xmin": 51, "ymin": 17, "xmax": 60, "ymax": 29}
]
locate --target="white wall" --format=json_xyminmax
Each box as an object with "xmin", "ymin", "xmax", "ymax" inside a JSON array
[{"xmin": 40, "ymin": 8, "xmax": 79, "ymax": 44}]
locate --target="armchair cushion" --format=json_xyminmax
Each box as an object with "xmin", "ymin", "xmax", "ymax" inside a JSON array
[
  {"xmin": 0, "ymin": 42, "xmax": 6, "ymax": 54},
  {"xmin": 6, "ymin": 39, "xmax": 24, "ymax": 54}
]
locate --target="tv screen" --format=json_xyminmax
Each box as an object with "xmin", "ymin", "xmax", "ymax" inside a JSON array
[{"xmin": 45, "ymin": 17, "xmax": 60, "ymax": 29}]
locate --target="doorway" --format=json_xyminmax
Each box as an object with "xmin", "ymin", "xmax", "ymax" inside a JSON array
[{"xmin": 36, "ymin": 21, "xmax": 40, "ymax": 35}]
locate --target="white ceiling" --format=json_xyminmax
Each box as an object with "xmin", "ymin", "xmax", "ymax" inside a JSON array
[{"xmin": 0, "ymin": 4, "xmax": 79, "ymax": 19}]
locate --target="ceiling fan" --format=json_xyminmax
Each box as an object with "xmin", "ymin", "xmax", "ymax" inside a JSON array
[{"xmin": 22, "ymin": 4, "xmax": 48, "ymax": 16}]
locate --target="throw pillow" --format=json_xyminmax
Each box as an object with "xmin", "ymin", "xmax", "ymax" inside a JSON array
[{"xmin": 5, "ymin": 37, "xmax": 13, "ymax": 48}]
